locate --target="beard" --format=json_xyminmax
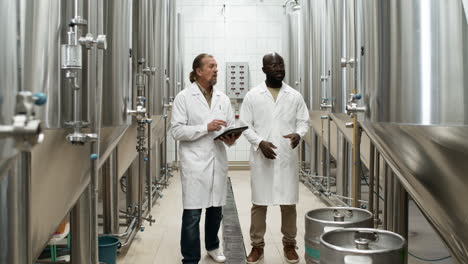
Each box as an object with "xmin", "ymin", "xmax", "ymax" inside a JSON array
[{"xmin": 209, "ymin": 78, "xmax": 217, "ymax": 86}]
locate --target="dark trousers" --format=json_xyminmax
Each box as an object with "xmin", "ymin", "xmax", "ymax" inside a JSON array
[{"xmin": 181, "ymin": 206, "xmax": 223, "ymax": 264}]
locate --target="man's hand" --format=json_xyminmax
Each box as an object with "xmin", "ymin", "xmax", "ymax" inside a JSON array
[
  {"xmin": 207, "ymin": 119, "xmax": 227, "ymax": 132},
  {"xmin": 283, "ymin": 133, "xmax": 301, "ymax": 149},
  {"xmin": 259, "ymin": 141, "xmax": 277, "ymax": 159},
  {"xmin": 219, "ymin": 133, "xmax": 241, "ymax": 145}
]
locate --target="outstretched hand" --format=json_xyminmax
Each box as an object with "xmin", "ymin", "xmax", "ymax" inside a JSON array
[
  {"xmin": 283, "ymin": 133, "xmax": 300, "ymax": 149},
  {"xmin": 259, "ymin": 141, "xmax": 277, "ymax": 159}
]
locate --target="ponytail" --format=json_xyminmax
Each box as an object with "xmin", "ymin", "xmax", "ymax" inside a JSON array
[{"xmin": 189, "ymin": 53, "xmax": 213, "ymax": 83}]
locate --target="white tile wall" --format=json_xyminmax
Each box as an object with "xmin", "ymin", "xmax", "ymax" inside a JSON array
[{"xmin": 171, "ymin": 0, "xmax": 287, "ymax": 162}]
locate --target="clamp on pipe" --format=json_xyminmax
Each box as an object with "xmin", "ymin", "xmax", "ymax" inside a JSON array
[{"xmin": 0, "ymin": 92, "xmax": 46, "ymax": 151}]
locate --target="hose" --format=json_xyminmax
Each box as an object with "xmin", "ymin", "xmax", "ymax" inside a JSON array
[{"xmin": 409, "ymin": 252, "xmax": 451, "ymax": 262}]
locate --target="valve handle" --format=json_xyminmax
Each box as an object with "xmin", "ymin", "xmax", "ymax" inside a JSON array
[
  {"xmin": 90, "ymin": 153, "xmax": 99, "ymax": 160},
  {"xmin": 355, "ymin": 94, "xmax": 362, "ymax": 100},
  {"xmin": 33, "ymin": 93, "xmax": 47, "ymax": 106}
]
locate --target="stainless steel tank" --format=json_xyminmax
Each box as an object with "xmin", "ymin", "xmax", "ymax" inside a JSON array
[
  {"xmin": 20, "ymin": 0, "xmax": 103, "ymax": 260},
  {"xmin": 148, "ymin": 0, "xmax": 169, "ymax": 116},
  {"xmin": 0, "ymin": 1, "xmax": 27, "ymax": 263},
  {"xmin": 22, "ymin": 0, "xmax": 83, "ymax": 129},
  {"xmin": 327, "ymin": 0, "xmax": 344, "ymax": 113},
  {"xmin": 0, "ymin": 0, "xmax": 20, "ymax": 169},
  {"xmin": 300, "ymin": 0, "xmax": 311, "ymax": 107},
  {"xmin": 168, "ymin": 0, "xmax": 179, "ymax": 101},
  {"xmin": 285, "ymin": 4, "xmax": 302, "ymax": 92},
  {"xmin": 305, "ymin": 207, "xmax": 373, "ymax": 263},
  {"xmin": 175, "ymin": 13, "xmax": 185, "ymax": 94},
  {"xmin": 101, "ymin": 0, "xmax": 132, "ymax": 127},
  {"xmin": 358, "ymin": 0, "xmax": 468, "ymax": 125},
  {"xmin": 355, "ymin": 0, "xmax": 468, "ymax": 262},
  {"xmin": 309, "ymin": 0, "xmax": 326, "ymax": 111},
  {"xmin": 320, "ymin": 228, "xmax": 407, "ymax": 264}
]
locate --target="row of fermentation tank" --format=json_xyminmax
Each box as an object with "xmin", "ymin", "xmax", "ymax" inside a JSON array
[
  {"xmin": 0, "ymin": 0, "xmax": 183, "ymax": 263},
  {"xmin": 286, "ymin": 0, "xmax": 468, "ymax": 263}
]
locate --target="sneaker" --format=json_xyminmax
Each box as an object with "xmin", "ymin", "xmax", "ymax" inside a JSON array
[
  {"xmin": 207, "ymin": 248, "xmax": 226, "ymax": 263},
  {"xmin": 284, "ymin": 245, "xmax": 299, "ymax": 263},
  {"xmin": 246, "ymin": 247, "xmax": 264, "ymax": 264}
]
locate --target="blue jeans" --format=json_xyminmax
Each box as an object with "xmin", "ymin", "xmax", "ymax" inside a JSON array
[{"xmin": 181, "ymin": 206, "xmax": 223, "ymax": 264}]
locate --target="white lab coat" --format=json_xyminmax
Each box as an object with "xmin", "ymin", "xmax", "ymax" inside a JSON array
[
  {"xmin": 240, "ymin": 82, "xmax": 309, "ymax": 205},
  {"xmin": 171, "ymin": 82, "xmax": 235, "ymax": 209}
]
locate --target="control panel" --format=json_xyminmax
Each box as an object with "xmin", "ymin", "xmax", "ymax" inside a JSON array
[{"xmin": 226, "ymin": 62, "xmax": 249, "ymax": 99}]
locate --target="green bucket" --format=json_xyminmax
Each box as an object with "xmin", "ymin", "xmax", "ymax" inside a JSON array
[{"xmin": 98, "ymin": 236, "xmax": 120, "ymax": 264}]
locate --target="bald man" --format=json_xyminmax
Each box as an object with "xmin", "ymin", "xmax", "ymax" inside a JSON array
[{"xmin": 240, "ymin": 53, "xmax": 310, "ymax": 263}]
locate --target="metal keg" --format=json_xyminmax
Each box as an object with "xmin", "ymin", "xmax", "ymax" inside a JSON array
[
  {"xmin": 305, "ymin": 207, "xmax": 373, "ymax": 263},
  {"xmin": 320, "ymin": 228, "xmax": 407, "ymax": 264}
]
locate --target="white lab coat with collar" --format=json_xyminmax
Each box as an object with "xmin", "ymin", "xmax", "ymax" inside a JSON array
[
  {"xmin": 171, "ymin": 82, "xmax": 235, "ymax": 209},
  {"xmin": 240, "ymin": 82, "xmax": 309, "ymax": 205}
]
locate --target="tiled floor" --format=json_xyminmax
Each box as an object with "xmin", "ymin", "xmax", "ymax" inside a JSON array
[
  {"xmin": 117, "ymin": 169, "xmax": 455, "ymax": 264},
  {"xmin": 117, "ymin": 170, "xmax": 326, "ymax": 264}
]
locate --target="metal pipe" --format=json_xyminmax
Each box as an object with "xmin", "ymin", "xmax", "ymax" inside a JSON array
[
  {"xmin": 70, "ymin": 186, "xmax": 92, "ymax": 264},
  {"xmin": 137, "ymin": 141, "xmax": 145, "ymax": 228},
  {"xmin": 383, "ymin": 161, "xmax": 388, "ymax": 230},
  {"xmin": 146, "ymin": 124, "xmax": 153, "ymax": 219},
  {"xmin": 120, "ymin": 221, "xmax": 139, "ymax": 249},
  {"xmin": 0, "ymin": 153, "xmax": 32, "ymax": 264},
  {"xmin": 352, "ymin": 119, "xmax": 359, "ymax": 207},
  {"xmin": 368, "ymin": 143, "xmax": 375, "ymax": 214},
  {"xmin": 88, "ymin": 0, "xmax": 103, "ymax": 259},
  {"xmin": 102, "ymin": 150, "xmax": 120, "ymax": 235},
  {"xmin": 387, "ymin": 169, "xmax": 394, "ymax": 231},
  {"xmin": 393, "ymin": 178, "xmax": 409, "ymax": 240},
  {"xmin": 326, "ymin": 115, "xmax": 331, "ymax": 193},
  {"xmin": 374, "ymin": 151, "xmax": 380, "ymax": 228},
  {"xmin": 108, "ymin": 217, "xmax": 137, "ymax": 238}
]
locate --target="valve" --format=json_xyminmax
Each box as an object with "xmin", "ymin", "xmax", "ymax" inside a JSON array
[
  {"xmin": 33, "ymin": 93, "xmax": 47, "ymax": 106},
  {"xmin": 320, "ymin": 97, "xmax": 332, "ymax": 110},
  {"xmin": 341, "ymin": 57, "xmax": 355, "ymax": 68},
  {"xmin": 143, "ymin": 67, "xmax": 156, "ymax": 76},
  {"xmin": 346, "ymin": 93, "xmax": 366, "ymax": 117},
  {"xmin": 90, "ymin": 153, "xmax": 99, "ymax": 160},
  {"xmin": 79, "ymin": 33, "xmax": 107, "ymax": 50}
]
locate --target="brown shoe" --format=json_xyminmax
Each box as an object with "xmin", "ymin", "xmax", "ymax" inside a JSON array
[
  {"xmin": 246, "ymin": 247, "xmax": 264, "ymax": 264},
  {"xmin": 284, "ymin": 245, "xmax": 299, "ymax": 263}
]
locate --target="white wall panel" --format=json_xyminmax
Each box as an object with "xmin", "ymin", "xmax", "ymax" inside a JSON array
[{"xmin": 176, "ymin": 0, "xmax": 286, "ymax": 162}]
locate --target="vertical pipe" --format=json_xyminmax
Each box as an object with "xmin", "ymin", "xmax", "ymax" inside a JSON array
[
  {"xmin": 310, "ymin": 130, "xmax": 318, "ymax": 175},
  {"xmin": 20, "ymin": 152, "xmax": 32, "ymax": 264},
  {"xmin": 394, "ymin": 179, "xmax": 409, "ymax": 239},
  {"xmin": 383, "ymin": 161, "xmax": 388, "ymax": 230},
  {"xmin": 326, "ymin": 115, "xmax": 331, "ymax": 193},
  {"xmin": 138, "ymin": 150, "xmax": 145, "ymax": 227},
  {"xmin": 70, "ymin": 186, "xmax": 92, "ymax": 264},
  {"xmin": 146, "ymin": 124, "xmax": 153, "ymax": 217},
  {"xmin": 368, "ymin": 143, "xmax": 375, "ymax": 214},
  {"xmin": 387, "ymin": 169, "xmax": 394, "ymax": 231},
  {"xmin": 88, "ymin": 0, "xmax": 103, "ymax": 261},
  {"xmin": 103, "ymin": 150, "xmax": 120, "ymax": 234},
  {"xmin": 126, "ymin": 158, "xmax": 139, "ymax": 214},
  {"xmin": 374, "ymin": 151, "xmax": 380, "ymax": 228},
  {"xmin": 0, "ymin": 154, "xmax": 31, "ymax": 264},
  {"xmin": 336, "ymin": 131, "xmax": 346, "ymax": 197}
]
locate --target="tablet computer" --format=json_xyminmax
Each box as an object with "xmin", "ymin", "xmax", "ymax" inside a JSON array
[{"xmin": 214, "ymin": 126, "xmax": 248, "ymax": 140}]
